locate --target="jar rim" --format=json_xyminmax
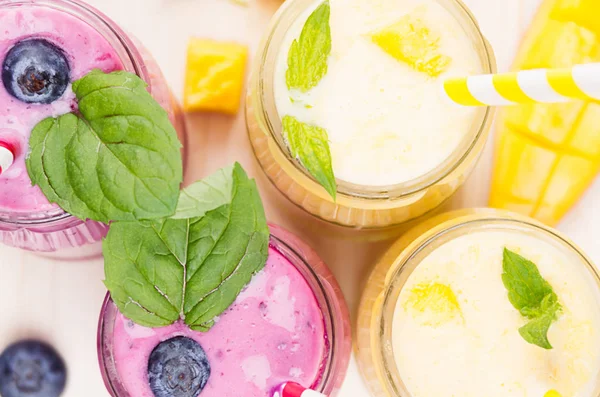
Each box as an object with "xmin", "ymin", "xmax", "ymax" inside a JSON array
[
  {"xmin": 252, "ymin": 0, "xmax": 497, "ymax": 200},
  {"xmin": 97, "ymin": 226, "xmax": 349, "ymax": 396},
  {"xmin": 0, "ymin": 0, "xmax": 149, "ymax": 226},
  {"xmin": 375, "ymin": 212, "xmax": 600, "ymax": 396}
]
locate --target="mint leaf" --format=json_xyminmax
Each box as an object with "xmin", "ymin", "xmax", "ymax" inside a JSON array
[
  {"xmin": 27, "ymin": 116, "xmax": 102, "ymax": 220},
  {"xmin": 502, "ymin": 248, "xmax": 562, "ymax": 349},
  {"xmin": 103, "ymin": 163, "xmax": 270, "ymax": 330},
  {"xmin": 502, "ymin": 248, "xmax": 554, "ymax": 315},
  {"xmin": 26, "ymin": 70, "xmax": 183, "ymax": 223},
  {"xmin": 173, "ymin": 164, "xmax": 234, "ymax": 219},
  {"xmin": 286, "ymin": 0, "xmax": 331, "ymax": 92},
  {"xmin": 518, "ymin": 312, "xmax": 555, "ymax": 349},
  {"xmin": 282, "ymin": 115, "xmax": 336, "ymax": 200},
  {"xmin": 520, "ymin": 291, "xmax": 559, "ymax": 319}
]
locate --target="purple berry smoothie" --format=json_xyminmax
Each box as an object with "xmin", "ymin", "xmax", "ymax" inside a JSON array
[
  {"xmin": 0, "ymin": 0, "xmax": 187, "ymax": 256},
  {"xmin": 0, "ymin": 5, "xmax": 123, "ymax": 213},
  {"xmin": 98, "ymin": 225, "xmax": 352, "ymax": 397},
  {"xmin": 113, "ymin": 246, "xmax": 326, "ymax": 397}
]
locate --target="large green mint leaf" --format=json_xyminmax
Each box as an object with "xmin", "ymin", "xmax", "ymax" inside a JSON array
[
  {"xmin": 103, "ymin": 163, "xmax": 270, "ymax": 330},
  {"xmin": 282, "ymin": 115, "xmax": 336, "ymax": 200},
  {"xmin": 286, "ymin": 0, "xmax": 331, "ymax": 92},
  {"xmin": 27, "ymin": 116, "xmax": 102, "ymax": 220},
  {"xmin": 26, "ymin": 70, "xmax": 183, "ymax": 223},
  {"xmin": 173, "ymin": 164, "xmax": 234, "ymax": 219},
  {"xmin": 502, "ymin": 248, "xmax": 562, "ymax": 349}
]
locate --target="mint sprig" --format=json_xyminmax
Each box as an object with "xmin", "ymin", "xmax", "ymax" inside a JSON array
[
  {"xmin": 502, "ymin": 248, "xmax": 562, "ymax": 349},
  {"xmin": 26, "ymin": 70, "xmax": 183, "ymax": 223},
  {"xmin": 25, "ymin": 69, "xmax": 269, "ymax": 331},
  {"xmin": 284, "ymin": 1, "xmax": 336, "ymax": 199},
  {"xmin": 103, "ymin": 163, "xmax": 270, "ymax": 331},
  {"xmin": 283, "ymin": 116, "xmax": 336, "ymax": 199},
  {"xmin": 286, "ymin": 0, "xmax": 331, "ymax": 92}
]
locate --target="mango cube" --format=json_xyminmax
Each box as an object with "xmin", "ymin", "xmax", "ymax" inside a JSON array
[
  {"xmin": 371, "ymin": 14, "xmax": 451, "ymax": 77},
  {"xmin": 569, "ymin": 102, "xmax": 600, "ymax": 157},
  {"xmin": 184, "ymin": 38, "xmax": 248, "ymax": 114},
  {"xmin": 552, "ymin": 0, "xmax": 600, "ymax": 35},
  {"xmin": 503, "ymin": 101, "xmax": 585, "ymax": 145},
  {"xmin": 404, "ymin": 282, "xmax": 461, "ymax": 326},
  {"xmin": 534, "ymin": 155, "xmax": 599, "ymax": 225},
  {"xmin": 522, "ymin": 20, "xmax": 600, "ymax": 69},
  {"xmin": 490, "ymin": 128, "xmax": 557, "ymax": 212}
]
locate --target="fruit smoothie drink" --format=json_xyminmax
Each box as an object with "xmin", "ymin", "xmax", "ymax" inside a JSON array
[
  {"xmin": 98, "ymin": 225, "xmax": 351, "ymax": 397},
  {"xmin": 246, "ymin": 0, "xmax": 495, "ymax": 229},
  {"xmin": 0, "ymin": 0, "xmax": 186, "ymax": 257},
  {"xmin": 356, "ymin": 209, "xmax": 600, "ymax": 397}
]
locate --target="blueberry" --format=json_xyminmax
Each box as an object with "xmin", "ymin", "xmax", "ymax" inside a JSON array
[
  {"xmin": 2, "ymin": 39, "xmax": 70, "ymax": 104},
  {"xmin": 147, "ymin": 336, "xmax": 211, "ymax": 397},
  {"xmin": 0, "ymin": 340, "xmax": 67, "ymax": 397}
]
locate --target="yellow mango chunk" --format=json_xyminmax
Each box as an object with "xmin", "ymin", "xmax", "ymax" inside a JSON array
[
  {"xmin": 534, "ymin": 155, "xmax": 599, "ymax": 225},
  {"xmin": 490, "ymin": 129, "xmax": 557, "ymax": 209},
  {"xmin": 184, "ymin": 38, "xmax": 248, "ymax": 114},
  {"xmin": 503, "ymin": 102, "xmax": 585, "ymax": 145},
  {"xmin": 522, "ymin": 20, "xmax": 600, "ymax": 69},
  {"xmin": 544, "ymin": 391, "xmax": 562, "ymax": 397},
  {"xmin": 404, "ymin": 282, "xmax": 461, "ymax": 326},
  {"xmin": 552, "ymin": 0, "xmax": 600, "ymax": 35},
  {"xmin": 569, "ymin": 103, "xmax": 600, "ymax": 157},
  {"xmin": 370, "ymin": 14, "xmax": 451, "ymax": 77},
  {"xmin": 489, "ymin": 0, "xmax": 600, "ymax": 226}
]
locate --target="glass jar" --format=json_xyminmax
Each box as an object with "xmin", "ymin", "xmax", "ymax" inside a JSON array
[
  {"xmin": 97, "ymin": 223, "xmax": 352, "ymax": 396},
  {"xmin": 355, "ymin": 208, "xmax": 600, "ymax": 396},
  {"xmin": 246, "ymin": 0, "xmax": 496, "ymax": 230},
  {"xmin": 0, "ymin": 0, "xmax": 187, "ymax": 259}
]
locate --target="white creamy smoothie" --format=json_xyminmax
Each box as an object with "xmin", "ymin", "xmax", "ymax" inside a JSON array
[
  {"xmin": 393, "ymin": 229, "xmax": 600, "ymax": 396},
  {"xmin": 274, "ymin": 0, "xmax": 483, "ymax": 186}
]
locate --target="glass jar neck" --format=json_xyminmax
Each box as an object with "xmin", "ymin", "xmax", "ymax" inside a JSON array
[
  {"xmin": 0, "ymin": 0, "xmax": 149, "ymax": 225},
  {"xmin": 252, "ymin": 0, "xmax": 495, "ymax": 200}
]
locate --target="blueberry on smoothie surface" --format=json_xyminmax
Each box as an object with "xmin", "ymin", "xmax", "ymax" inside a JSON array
[
  {"xmin": 148, "ymin": 336, "xmax": 211, "ymax": 397},
  {"xmin": 0, "ymin": 340, "xmax": 67, "ymax": 397},
  {"xmin": 2, "ymin": 38, "xmax": 70, "ymax": 104}
]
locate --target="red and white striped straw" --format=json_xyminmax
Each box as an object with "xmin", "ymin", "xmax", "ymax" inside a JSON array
[
  {"xmin": 278, "ymin": 382, "xmax": 327, "ymax": 397},
  {"xmin": 0, "ymin": 142, "xmax": 15, "ymax": 175}
]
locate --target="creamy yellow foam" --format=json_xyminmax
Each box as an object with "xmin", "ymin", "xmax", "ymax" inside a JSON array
[
  {"xmin": 393, "ymin": 229, "xmax": 600, "ymax": 396},
  {"xmin": 274, "ymin": 0, "xmax": 483, "ymax": 187}
]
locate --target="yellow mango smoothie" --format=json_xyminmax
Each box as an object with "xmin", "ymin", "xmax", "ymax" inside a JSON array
[
  {"xmin": 246, "ymin": 0, "xmax": 495, "ymax": 229},
  {"xmin": 356, "ymin": 210, "xmax": 600, "ymax": 396}
]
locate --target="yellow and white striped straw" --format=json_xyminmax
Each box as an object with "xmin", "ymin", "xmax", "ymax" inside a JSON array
[{"xmin": 444, "ymin": 63, "xmax": 600, "ymax": 106}]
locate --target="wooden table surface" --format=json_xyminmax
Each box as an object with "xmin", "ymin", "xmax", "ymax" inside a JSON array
[{"xmin": 3, "ymin": 0, "xmax": 600, "ymax": 395}]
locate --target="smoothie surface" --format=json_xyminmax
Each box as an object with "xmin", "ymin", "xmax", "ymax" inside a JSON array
[
  {"xmin": 393, "ymin": 228, "xmax": 600, "ymax": 396},
  {"xmin": 112, "ymin": 245, "xmax": 327, "ymax": 397},
  {"xmin": 274, "ymin": 0, "xmax": 484, "ymax": 187},
  {"xmin": 0, "ymin": 5, "xmax": 123, "ymax": 214}
]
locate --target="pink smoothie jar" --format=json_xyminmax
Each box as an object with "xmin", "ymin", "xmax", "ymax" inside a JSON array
[
  {"xmin": 97, "ymin": 224, "xmax": 351, "ymax": 397},
  {"xmin": 0, "ymin": 0, "xmax": 187, "ymax": 259}
]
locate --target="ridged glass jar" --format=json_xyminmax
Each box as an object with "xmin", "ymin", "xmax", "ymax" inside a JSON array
[
  {"xmin": 98, "ymin": 224, "xmax": 352, "ymax": 396},
  {"xmin": 355, "ymin": 208, "xmax": 600, "ymax": 397},
  {"xmin": 0, "ymin": 0, "xmax": 187, "ymax": 259},
  {"xmin": 246, "ymin": 0, "xmax": 496, "ymax": 230}
]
